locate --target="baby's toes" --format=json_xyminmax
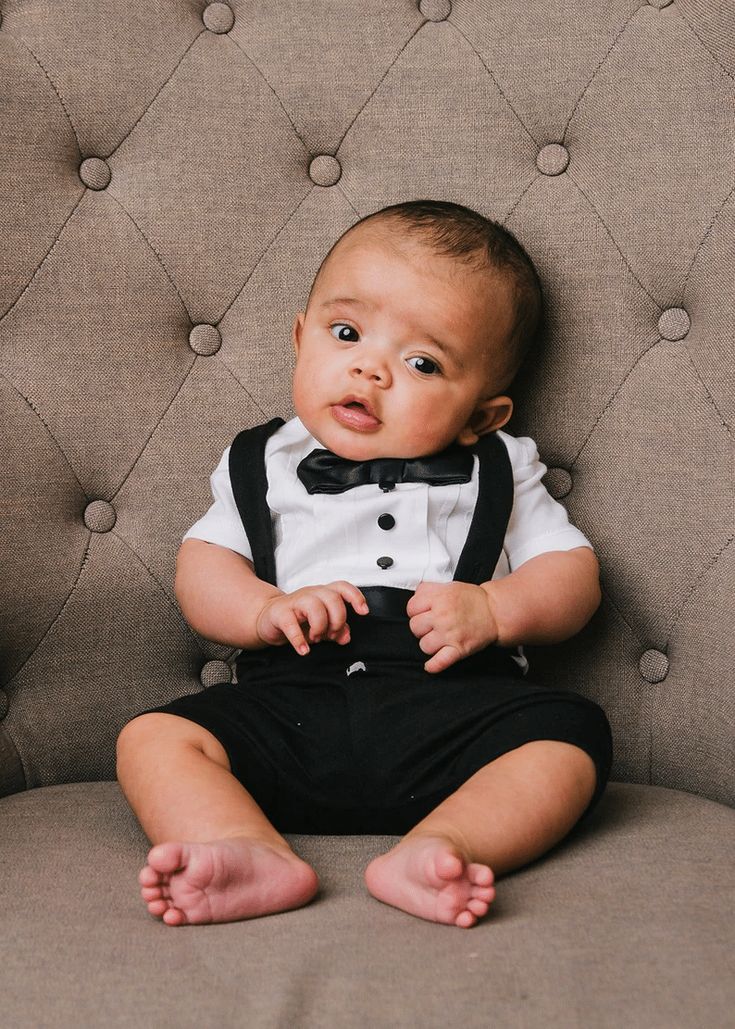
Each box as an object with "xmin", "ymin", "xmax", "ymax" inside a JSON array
[
  {"xmin": 139, "ymin": 863, "xmax": 164, "ymax": 888},
  {"xmin": 472, "ymin": 883, "xmax": 495, "ymax": 904},
  {"xmin": 162, "ymin": 905, "xmax": 187, "ymax": 927},
  {"xmin": 141, "ymin": 884, "xmax": 164, "ymax": 902},
  {"xmin": 467, "ymin": 898, "xmax": 489, "ymax": 918},
  {"xmin": 146, "ymin": 898, "xmax": 170, "ymax": 917},
  {"xmin": 434, "ymin": 850, "xmax": 464, "ymax": 881},
  {"xmin": 455, "ymin": 910, "xmax": 478, "ymax": 929},
  {"xmin": 467, "ymin": 862, "xmax": 494, "ymax": 887}
]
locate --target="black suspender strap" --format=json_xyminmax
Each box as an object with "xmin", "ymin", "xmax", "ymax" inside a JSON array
[
  {"xmin": 453, "ymin": 432, "xmax": 514, "ymax": 586},
  {"xmin": 228, "ymin": 420, "xmax": 513, "ymax": 588},
  {"xmin": 228, "ymin": 417, "xmax": 285, "ymax": 585}
]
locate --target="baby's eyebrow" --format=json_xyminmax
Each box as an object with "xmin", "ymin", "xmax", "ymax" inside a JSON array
[{"xmin": 320, "ymin": 297, "xmax": 370, "ymax": 309}]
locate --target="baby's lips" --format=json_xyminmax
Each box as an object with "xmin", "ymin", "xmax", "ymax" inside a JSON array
[{"xmin": 330, "ymin": 402, "xmax": 381, "ymax": 431}]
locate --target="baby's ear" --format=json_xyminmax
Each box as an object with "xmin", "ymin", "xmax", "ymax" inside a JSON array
[
  {"xmin": 292, "ymin": 312, "xmax": 305, "ymax": 355},
  {"xmin": 456, "ymin": 396, "xmax": 513, "ymax": 446}
]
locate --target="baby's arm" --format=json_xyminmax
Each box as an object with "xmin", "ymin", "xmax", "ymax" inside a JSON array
[
  {"xmin": 482, "ymin": 546, "xmax": 601, "ymax": 647},
  {"xmin": 175, "ymin": 538, "xmax": 367, "ymax": 653},
  {"xmin": 175, "ymin": 538, "xmax": 281, "ymax": 648},
  {"xmin": 408, "ymin": 547, "xmax": 601, "ymax": 673}
]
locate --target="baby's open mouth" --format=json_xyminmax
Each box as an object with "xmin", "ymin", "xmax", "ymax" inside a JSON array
[{"xmin": 331, "ymin": 398, "xmax": 381, "ymax": 431}]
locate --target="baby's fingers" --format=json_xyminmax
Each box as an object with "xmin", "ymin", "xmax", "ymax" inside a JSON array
[
  {"xmin": 312, "ymin": 590, "xmax": 348, "ymax": 643},
  {"xmin": 424, "ymin": 645, "xmax": 461, "ymax": 674},
  {"xmin": 408, "ymin": 611, "xmax": 434, "ymax": 640},
  {"xmin": 330, "ymin": 623, "xmax": 352, "ymax": 645},
  {"xmin": 274, "ymin": 608, "xmax": 312, "ymax": 656},
  {"xmin": 296, "ymin": 595, "xmax": 331, "ymax": 643},
  {"xmin": 327, "ymin": 581, "xmax": 369, "ymax": 616}
]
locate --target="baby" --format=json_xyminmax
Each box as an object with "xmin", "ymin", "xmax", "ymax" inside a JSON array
[{"xmin": 117, "ymin": 199, "xmax": 612, "ymax": 930}]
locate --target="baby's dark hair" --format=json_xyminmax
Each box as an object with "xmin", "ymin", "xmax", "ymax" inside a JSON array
[{"xmin": 308, "ymin": 199, "xmax": 544, "ymax": 393}]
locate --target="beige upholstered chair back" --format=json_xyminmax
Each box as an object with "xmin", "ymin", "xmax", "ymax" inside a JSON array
[{"xmin": 1, "ymin": 1, "xmax": 732, "ymax": 805}]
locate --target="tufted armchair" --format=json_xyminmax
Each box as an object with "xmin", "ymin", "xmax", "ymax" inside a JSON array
[{"xmin": 1, "ymin": 0, "xmax": 733, "ymax": 1025}]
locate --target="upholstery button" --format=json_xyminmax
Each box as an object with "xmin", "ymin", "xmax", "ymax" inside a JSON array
[
  {"xmin": 658, "ymin": 307, "xmax": 690, "ymax": 341},
  {"xmin": 0, "ymin": 690, "xmax": 8, "ymax": 720},
  {"xmin": 200, "ymin": 660, "xmax": 233, "ymax": 688},
  {"xmin": 308, "ymin": 155, "xmax": 342, "ymax": 186},
  {"xmin": 203, "ymin": 2, "xmax": 234, "ymax": 32},
  {"xmin": 79, "ymin": 158, "xmax": 111, "ymax": 190},
  {"xmin": 84, "ymin": 500, "xmax": 116, "ymax": 533},
  {"xmin": 544, "ymin": 467, "xmax": 573, "ymax": 499},
  {"xmin": 189, "ymin": 324, "xmax": 222, "ymax": 355},
  {"xmin": 639, "ymin": 649, "xmax": 669, "ymax": 683},
  {"xmin": 536, "ymin": 144, "xmax": 569, "ymax": 176},
  {"xmin": 378, "ymin": 513, "xmax": 395, "ymax": 530},
  {"xmin": 377, "ymin": 556, "xmax": 394, "ymax": 569},
  {"xmin": 419, "ymin": 0, "xmax": 452, "ymax": 20}
]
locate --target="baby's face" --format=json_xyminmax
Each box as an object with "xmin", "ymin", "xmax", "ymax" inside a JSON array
[{"xmin": 291, "ymin": 225, "xmax": 514, "ymax": 460}]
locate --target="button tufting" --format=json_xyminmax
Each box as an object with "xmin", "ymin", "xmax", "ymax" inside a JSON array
[
  {"xmin": 377, "ymin": 556, "xmax": 394, "ymax": 569},
  {"xmin": 84, "ymin": 500, "xmax": 116, "ymax": 533},
  {"xmin": 639, "ymin": 649, "xmax": 669, "ymax": 683},
  {"xmin": 308, "ymin": 155, "xmax": 342, "ymax": 186},
  {"xmin": 658, "ymin": 307, "xmax": 690, "ymax": 341},
  {"xmin": 79, "ymin": 158, "xmax": 111, "ymax": 190},
  {"xmin": 536, "ymin": 144, "xmax": 569, "ymax": 176},
  {"xmin": 378, "ymin": 513, "xmax": 395, "ymax": 530},
  {"xmin": 203, "ymin": 2, "xmax": 234, "ymax": 33},
  {"xmin": 200, "ymin": 660, "xmax": 233, "ymax": 687},
  {"xmin": 0, "ymin": 690, "xmax": 8, "ymax": 720},
  {"xmin": 189, "ymin": 324, "xmax": 222, "ymax": 356},
  {"xmin": 544, "ymin": 467, "xmax": 573, "ymax": 499},
  {"xmin": 419, "ymin": 0, "xmax": 452, "ymax": 21}
]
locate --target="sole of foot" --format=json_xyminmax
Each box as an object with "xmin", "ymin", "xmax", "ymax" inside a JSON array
[
  {"xmin": 138, "ymin": 836, "xmax": 319, "ymax": 926},
  {"xmin": 364, "ymin": 834, "xmax": 496, "ymax": 928}
]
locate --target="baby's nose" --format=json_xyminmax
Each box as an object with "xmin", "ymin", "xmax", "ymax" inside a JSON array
[{"xmin": 350, "ymin": 353, "xmax": 391, "ymax": 385}]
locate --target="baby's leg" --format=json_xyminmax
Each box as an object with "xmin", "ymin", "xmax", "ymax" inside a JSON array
[
  {"xmin": 364, "ymin": 740, "xmax": 596, "ymax": 928},
  {"xmin": 116, "ymin": 712, "xmax": 318, "ymax": 925}
]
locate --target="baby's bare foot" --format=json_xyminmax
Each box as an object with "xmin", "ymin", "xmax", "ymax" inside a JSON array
[
  {"xmin": 138, "ymin": 836, "xmax": 319, "ymax": 926},
  {"xmin": 364, "ymin": 834, "xmax": 496, "ymax": 928}
]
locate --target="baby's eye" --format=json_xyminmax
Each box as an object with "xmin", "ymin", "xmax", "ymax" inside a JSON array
[
  {"xmin": 406, "ymin": 355, "xmax": 440, "ymax": 376},
  {"xmin": 330, "ymin": 323, "xmax": 359, "ymax": 343}
]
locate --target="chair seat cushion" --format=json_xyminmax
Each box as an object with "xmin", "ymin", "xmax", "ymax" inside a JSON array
[{"xmin": 0, "ymin": 780, "xmax": 732, "ymax": 1027}]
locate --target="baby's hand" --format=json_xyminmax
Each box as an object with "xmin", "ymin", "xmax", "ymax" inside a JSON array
[
  {"xmin": 256, "ymin": 582, "xmax": 369, "ymax": 655},
  {"xmin": 407, "ymin": 581, "xmax": 499, "ymax": 674}
]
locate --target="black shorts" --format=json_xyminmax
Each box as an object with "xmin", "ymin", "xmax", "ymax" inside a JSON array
[{"xmin": 140, "ymin": 602, "xmax": 613, "ymax": 835}]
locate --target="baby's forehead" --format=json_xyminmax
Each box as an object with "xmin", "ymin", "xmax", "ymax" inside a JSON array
[
  {"xmin": 332, "ymin": 220, "xmax": 414, "ymax": 260},
  {"xmin": 331, "ymin": 225, "xmax": 477, "ymax": 282},
  {"xmin": 319, "ymin": 222, "xmax": 511, "ymax": 319}
]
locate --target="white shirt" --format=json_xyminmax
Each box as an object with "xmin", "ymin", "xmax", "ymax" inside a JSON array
[{"xmin": 184, "ymin": 418, "xmax": 594, "ymax": 674}]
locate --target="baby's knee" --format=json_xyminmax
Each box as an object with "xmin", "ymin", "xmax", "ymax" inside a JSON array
[
  {"xmin": 116, "ymin": 712, "xmax": 229, "ymax": 771},
  {"xmin": 116, "ymin": 713, "xmax": 166, "ymax": 768}
]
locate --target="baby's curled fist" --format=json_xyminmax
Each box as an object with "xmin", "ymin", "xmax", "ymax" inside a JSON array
[
  {"xmin": 407, "ymin": 581, "xmax": 500, "ymax": 673},
  {"xmin": 256, "ymin": 582, "xmax": 369, "ymax": 655}
]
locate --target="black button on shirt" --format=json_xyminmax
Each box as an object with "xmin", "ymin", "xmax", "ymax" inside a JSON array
[
  {"xmin": 377, "ymin": 556, "xmax": 394, "ymax": 569},
  {"xmin": 377, "ymin": 513, "xmax": 395, "ymax": 530}
]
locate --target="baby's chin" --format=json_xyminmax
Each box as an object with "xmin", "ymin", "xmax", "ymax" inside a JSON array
[{"xmin": 299, "ymin": 412, "xmax": 458, "ymax": 461}]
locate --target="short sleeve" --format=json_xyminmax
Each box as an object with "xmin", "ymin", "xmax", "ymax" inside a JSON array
[
  {"xmin": 502, "ymin": 436, "xmax": 594, "ymax": 572},
  {"xmin": 182, "ymin": 446, "xmax": 253, "ymax": 560}
]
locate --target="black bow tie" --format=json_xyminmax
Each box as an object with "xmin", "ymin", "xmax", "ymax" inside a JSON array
[{"xmin": 296, "ymin": 445, "xmax": 474, "ymax": 495}]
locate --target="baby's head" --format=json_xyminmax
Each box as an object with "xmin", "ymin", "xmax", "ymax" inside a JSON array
[{"xmin": 292, "ymin": 199, "xmax": 543, "ymax": 461}]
